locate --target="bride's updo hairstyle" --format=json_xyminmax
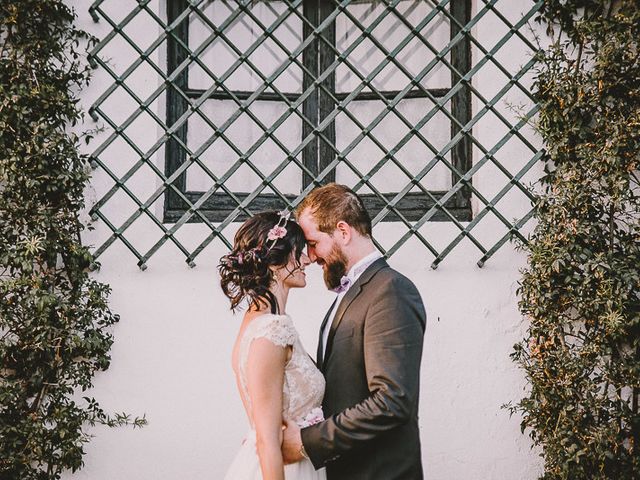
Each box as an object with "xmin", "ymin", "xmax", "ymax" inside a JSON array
[{"xmin": 218, "ymin": 211, "xmax": 306, "ymax": 314}]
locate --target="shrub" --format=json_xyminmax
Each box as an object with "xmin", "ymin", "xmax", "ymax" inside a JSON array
[
  {"xmin": 0, "ymin": 2, "xmax": 144, "ymax": 478},
  {"xmin": 510, "ymin": 2, "xmax": 640, "ymax": 479}
]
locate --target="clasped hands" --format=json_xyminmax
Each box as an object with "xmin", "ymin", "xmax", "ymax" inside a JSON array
[{"xmin": 281, "ymin": 419, "xmax": 304, "ymax": 464}]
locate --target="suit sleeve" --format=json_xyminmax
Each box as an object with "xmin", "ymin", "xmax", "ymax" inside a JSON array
[{"xmin": 301, "ymin": 275, "xmax": 426, "ymax": 468}]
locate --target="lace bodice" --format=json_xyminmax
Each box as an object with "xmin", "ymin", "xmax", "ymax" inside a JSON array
[{"xmin": 236, "ymin": 314, "xmax": 325, "ymax": 428}]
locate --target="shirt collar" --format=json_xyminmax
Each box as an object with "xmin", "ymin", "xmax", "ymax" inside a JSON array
[
  {"xmin": 346, "ymin": 250, "xmax": 383, "ymax": 283},
  {"xmin": 331, "ymin": 250, "xmax": 383, "ymax": 294}
]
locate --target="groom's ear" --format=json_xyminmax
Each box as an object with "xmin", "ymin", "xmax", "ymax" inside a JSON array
[{"xmin": 334, "ymin": 220, "xmax": 352, "ymax": 245}]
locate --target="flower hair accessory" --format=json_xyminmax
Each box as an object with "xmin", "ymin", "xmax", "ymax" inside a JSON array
[
  {"xmin": 222, "ymin": 210, "xmax": 292, "ymax": 268},
  {"xmin": 265, "ymin": 210, "xmax": 291, "ymax": 250}
]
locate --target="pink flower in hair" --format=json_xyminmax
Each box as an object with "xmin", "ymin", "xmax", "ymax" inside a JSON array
[{"xmin": 267, "ymin": 225, "xmax": 287, "ymax": 241}]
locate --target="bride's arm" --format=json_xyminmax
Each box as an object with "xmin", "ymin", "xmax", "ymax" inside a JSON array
[{"xmin": 246, "ymin": 338, "xmax": 290, "ymax": 480}]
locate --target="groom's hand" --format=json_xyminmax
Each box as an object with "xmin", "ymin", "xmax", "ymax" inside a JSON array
[{"xmin": 281, "ymin": 419, "xmax": 304, "ymax": 464}]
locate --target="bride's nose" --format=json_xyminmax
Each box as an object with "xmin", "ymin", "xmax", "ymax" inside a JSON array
[{"xmin": 300, "ymin": 253, "xmax": 311, "ymax": 266}]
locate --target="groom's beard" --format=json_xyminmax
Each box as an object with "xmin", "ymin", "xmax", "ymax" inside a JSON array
[{"xmin": 323, "ymin": 244, "xmax": 348, "ymax": 290}]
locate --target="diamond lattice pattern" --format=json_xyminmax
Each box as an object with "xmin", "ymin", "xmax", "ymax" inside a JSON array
[{"xmin": 87, "ymin": 0, "xmax": 543, "ymax": 269}]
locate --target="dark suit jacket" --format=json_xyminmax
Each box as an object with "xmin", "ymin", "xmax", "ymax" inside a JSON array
[{"xmin": 301, "ymin": 258, "xmax": 426, "ymax": 480}]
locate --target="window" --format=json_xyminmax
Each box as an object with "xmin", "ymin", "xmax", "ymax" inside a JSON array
[{"xmin": 164, "ymin": 0, "xmax": 472, "ymax": 223}]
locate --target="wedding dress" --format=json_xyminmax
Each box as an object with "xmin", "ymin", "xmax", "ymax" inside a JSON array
[{"xmin": 224, "ymin": 313, "xmax": 327, "ymax": 480}]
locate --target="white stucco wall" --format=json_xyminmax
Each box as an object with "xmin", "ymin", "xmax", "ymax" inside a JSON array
[{"xmin": 64, "ymin": 1, "xmax": 545, "ymax": 479}]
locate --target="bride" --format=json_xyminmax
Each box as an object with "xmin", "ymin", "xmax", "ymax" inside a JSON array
[{"xmin": 218, "ymin": 210, "xmax": 327, "ymax": 480}]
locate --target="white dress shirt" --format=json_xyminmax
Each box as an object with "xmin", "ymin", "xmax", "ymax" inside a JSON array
[{"xmin": 320, "ymin": 250, "xmax": 383, "ymax": 357}]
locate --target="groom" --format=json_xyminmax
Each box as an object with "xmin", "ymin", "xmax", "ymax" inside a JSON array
[{"xmin": 282, "ymin": 183, "xmax": 427, "ymax": 479}]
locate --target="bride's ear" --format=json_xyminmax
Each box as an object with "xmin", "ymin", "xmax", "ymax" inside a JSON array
[{"xmin": 269, "ymin": 264, "xmax": 282, "ymax": 282}]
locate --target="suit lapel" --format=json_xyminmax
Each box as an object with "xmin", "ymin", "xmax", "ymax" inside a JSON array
[
  {"xmin": 322, "ymin": 258, "xmax": 388, "ymax": 370},
  {"xmin": 316, "ymin": 298, "xmax": 336, "ymax": 369}
]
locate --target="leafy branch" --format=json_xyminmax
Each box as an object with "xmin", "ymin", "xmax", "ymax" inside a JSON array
[
  {"xmin": 0, "ymin": 2, "xmax": 145, "ymax": 479},
  {"xmin": 509, "ymin": 1, "xmax": 640, "ymax": 479}
]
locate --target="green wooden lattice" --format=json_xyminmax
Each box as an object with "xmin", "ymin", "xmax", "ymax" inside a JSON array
[{"xmin": 87, "ymin": 0, "xmax": 543, "ymax": 269}]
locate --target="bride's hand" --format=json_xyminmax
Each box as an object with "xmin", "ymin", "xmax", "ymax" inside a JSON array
[{"xmin": 281, "ymin": 419, "xmax": 303, "ymax": 464}]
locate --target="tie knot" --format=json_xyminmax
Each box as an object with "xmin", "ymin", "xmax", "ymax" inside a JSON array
[{"xmin": 331, "ymin": 276, "xmax": 351, "ymax": 294}]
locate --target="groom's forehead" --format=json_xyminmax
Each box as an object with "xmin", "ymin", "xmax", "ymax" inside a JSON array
[
  {"xmin": 298, "ymin": 210, "xmax": 318, "ymax": 231},
  {"xmin": 299, "ymin": 208, "xmax": 340, "ymax": 238}
]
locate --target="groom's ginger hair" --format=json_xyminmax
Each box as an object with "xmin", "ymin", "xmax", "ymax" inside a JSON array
[{"xmin": 296, "ymin": 183, "xmax": 372, "ymax": 237}]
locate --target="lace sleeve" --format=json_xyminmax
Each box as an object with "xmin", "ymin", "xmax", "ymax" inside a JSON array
[{"xmin": 251, "ymin": 314, "xmax": 296, "ymax": 348}]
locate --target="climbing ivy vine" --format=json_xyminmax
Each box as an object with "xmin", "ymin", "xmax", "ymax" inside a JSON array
[
  {"xmin": 0, "ymin": 2, "xmax": 144, "ymax": 479},
  {"xmin": 511, "ymin": 1, "xmax": 640, "ymax": 479}
]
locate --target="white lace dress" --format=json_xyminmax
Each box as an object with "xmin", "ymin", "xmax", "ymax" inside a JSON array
[{"xmin": 224, "ymin": 314, "xmax": 326, "ymax": 480}]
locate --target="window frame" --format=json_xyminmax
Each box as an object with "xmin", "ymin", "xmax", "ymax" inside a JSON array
[{"xmin": 164, "ymin": 0, "xmax": 472, "ymax": 223}]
